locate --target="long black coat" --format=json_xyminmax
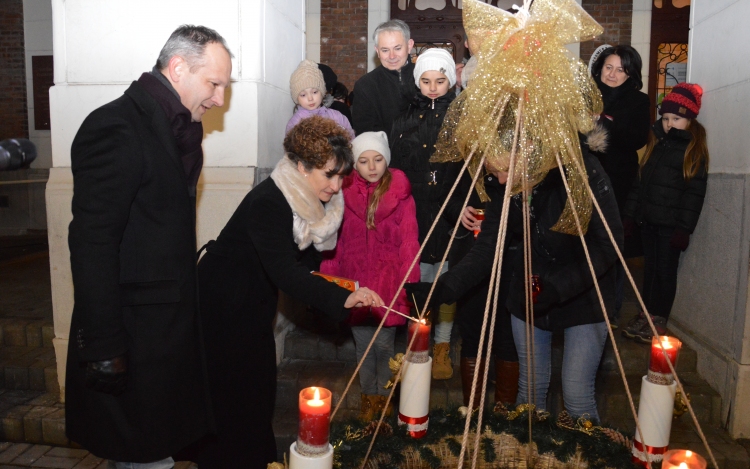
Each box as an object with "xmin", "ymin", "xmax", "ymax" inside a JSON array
[
  {"xmin": 590, "ymin": 79, "xmax": 651, "ymax": 212},
  {"xmin": 440, "ymin": 152, "xmax": 623, "ymax": 331},
  {"xmin": 196, "ymin": 178, "xmax": 351, "ymax": 468},
  {"xmin": 66, "ymin": 81, "xmax": 209, "ymax": 461},
  {"xmin": 624, "ymin": 123, "xmax": 707, "ymax": 233},
  {"xmin": 389, "ymin": 92, "xmax": 467, "ymax": 263},
  {"xmin": 352, "ymin": 62, "xmax": 416, "ymax": 135}
]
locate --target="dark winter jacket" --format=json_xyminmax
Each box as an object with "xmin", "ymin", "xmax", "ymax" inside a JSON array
[
  {"xmin": 590, "ymin": 77, "xmax": 651, "ymax": 213},
  {"xmin": 439, "ymin": 151, "xmax": 623, "ymax": 331},
  {"xmin": 389, "ymin": 91, "xmax": 467, "ymax": 264},
  {"xmin": 352, "ymin": 61, "xmax": 416, "ymax": 135},
  {"xmin": 66, "ymin": 80, "xmax": 209, "ymax": 461},
  {"xmin": 321, "ymin": 169, "xmax": 420, "ymax": 326},
  {"xmin": 624, "ymin": 122, "xmax": 708, "ymax": 234},
  {"xmin": 331, "ymin": 100, "xmax": 353, "ymax": 126}
]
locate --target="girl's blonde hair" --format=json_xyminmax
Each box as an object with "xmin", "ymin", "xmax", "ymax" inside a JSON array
[
  {"xmin": 366, "ymin": 169, "xmax": 392, "ymax": 230},
  {"xmin": 640, "ymin": 119, "xmax": 710, "ymax": 181}
]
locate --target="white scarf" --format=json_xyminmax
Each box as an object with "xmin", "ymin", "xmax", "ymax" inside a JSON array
[{"xmin": 270, "ymin": 155, "xmax": 344, "ymax": 252}]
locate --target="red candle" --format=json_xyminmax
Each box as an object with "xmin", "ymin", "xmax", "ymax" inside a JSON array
[
  {"xmin": 662, "ymin": 449, "xmax": 707, "ymax": 469},
  {"xmin": 649, "ymin": 336, "xmax": 682, "ymax": 375},
  {"xmin": 473, "ymin": 209, "xmax": 485, "ymax": 238},
  {"xmin": 408, "ymin": 319, "xmax": 431, "ymax": 353},
  {"xmin": 297, "ymin": 386, "xmax": 331, "ymax": 456}
]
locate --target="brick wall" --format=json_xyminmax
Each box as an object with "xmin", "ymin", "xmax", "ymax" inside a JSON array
[
  {"xmin": 581, "ymin": 0, "xmax": 634, "ymax": 64},
  {"xmin": 320, "ymin": 0, "xmax": 369, "ymax": 92},
  {"xmin": 0, "ymin": 0, "xmax": 29, "ymax": 139}
]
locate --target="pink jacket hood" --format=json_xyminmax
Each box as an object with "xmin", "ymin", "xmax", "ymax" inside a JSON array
[{"xmin": 320, "ymin": 169, "xmax": 420, "ymax": 326}]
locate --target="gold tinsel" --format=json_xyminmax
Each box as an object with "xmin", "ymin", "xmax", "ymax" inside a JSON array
[{"xmin": 431, "ymin": 0, "xmax": 603, "ymax": 234}]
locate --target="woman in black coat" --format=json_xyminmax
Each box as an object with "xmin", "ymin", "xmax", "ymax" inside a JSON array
[
  {"xmin": 196, "ymin": 117, "xmax": 384, "ymax": 468},
  {"xmin": 590, "ymin": 45, "xmax": 651, "ymax": 321},
  {"xmin": 411, "ymin": 147, "xmax": 623, "ymax": 421}
]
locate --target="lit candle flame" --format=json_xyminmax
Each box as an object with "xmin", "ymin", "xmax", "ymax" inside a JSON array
[
  {"xmin": 308, "ymin": 387, "xmax": 324, "ymax": 407},
  {"xmin": 679, "ymin": 463, "xmax": 688, "ymax": 469},
  {"xmin": 686, "ymin": 450, "xmax": 692, "ymax": 457},
  {"xmin": 661, "ymin": 338, "xmax": 673, "ymax": 349},
  {"xmin": 419, "ymin": 319, "xmax": 426, "ymax": 325}
]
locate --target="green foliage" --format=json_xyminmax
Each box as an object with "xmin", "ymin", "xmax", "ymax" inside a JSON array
[
  {"xmin": 330, "ymin": 406, "xmax": 639, "ymax": 469},
  {"xmin": 481, "ymin": 437, "xmax": 496, "ymax": 463}
]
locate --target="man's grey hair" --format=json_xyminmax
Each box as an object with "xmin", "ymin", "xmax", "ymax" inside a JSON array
[
  {"xmin": 156, "ymin": 25, "xmax": 234, "ymax": 72},
  {"xmin": 373, "ymin": 19, "xmax": 411, "ymax": 46}
]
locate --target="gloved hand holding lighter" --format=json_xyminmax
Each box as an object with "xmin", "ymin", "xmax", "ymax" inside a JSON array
[{"xmin": 85, "ymin": 355, "xmax": 128, "ymax": 396}]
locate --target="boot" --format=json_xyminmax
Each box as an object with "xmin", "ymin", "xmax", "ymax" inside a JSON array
[
  {"xmin": 359, "ymin": 394, "xmax": 378, "ymax": 422},
  {"xmin": 494, "ymin": 360, "xmax": 520, "ymax": 405},
  {"xmin": 374, "ymin": 395, "xmax": 393, "ymax": 418},
  {"xmin": 432, "ymin": 342, "xmax": 453, "ymax": 380},
  {"xmin": 460, "ymin": 357, "xmax": 486, "ymax": 410}
]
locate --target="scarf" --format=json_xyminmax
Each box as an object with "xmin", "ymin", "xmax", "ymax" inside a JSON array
[
  {"xmin": 598, "ymin": 77, "xmax": 633, "ymax": 112},
  {"xmin": 270, "ymin": 155, "xmax": 344, "ymax": 251},
  {"xmin": 137, "ymin": 69, "xmax": 204, "ymax": 192}
]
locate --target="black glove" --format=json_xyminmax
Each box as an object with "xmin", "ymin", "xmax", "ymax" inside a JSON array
[
  {"xmin": 404, "ymin": 281, "xmax": 455, "ymax": 315},
  {"xmin": 85, "ymin": 355, "xmax": 128, "ymax": 396},
  {"xmin": 670, "ymin": 228, "xmax": 690, "ymax": 251},
  {"xmin": 622, "ymin": 218, "xmax": 636, "ymax": 238}
]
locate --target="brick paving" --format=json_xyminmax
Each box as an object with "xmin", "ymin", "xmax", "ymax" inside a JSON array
[{"xmin": 0, "ymin": 443, "xmax": 198, "ymax": 469}]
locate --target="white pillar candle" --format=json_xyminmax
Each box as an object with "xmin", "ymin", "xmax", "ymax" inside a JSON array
[
  {"xmin": 632, "ymin": 375, "xmax": 677, "ymax": 465},
  {"xmin": 289, "ymin": 442, "xmax": 333, "ymax": 469},
  {"xmin": 398, "ymin": 356, "xmax": 432, "ymax": 438}
]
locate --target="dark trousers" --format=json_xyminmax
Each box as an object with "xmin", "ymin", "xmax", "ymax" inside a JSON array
[
  {"xmin": 457, "ymin": 281, "xmax": 517, "ymax": 361},
  {"xmin": 640, "ymin": 224, "xmax": 682, "ymax": 320},
  {"xmin": 450, "ymin": 233, "xmax": 518, "ymax": 362}
]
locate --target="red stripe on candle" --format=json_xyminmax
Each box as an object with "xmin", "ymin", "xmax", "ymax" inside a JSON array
[{"xmin": 633, "ymin": 439, "xmax": 669, "ymax": 455}]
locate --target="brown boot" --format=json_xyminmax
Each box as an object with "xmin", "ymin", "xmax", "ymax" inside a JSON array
[
  {"xmin": 494, "ymin": 360, "xmax": 520, "ymax": 405},
  {"xmin": 432, "ymin": 342, "xmax": 454, "ymax": 380},
  {"xmin": 374, "ymin": 395, "xmax": 393, "ymax": 418},
  {"xmin": 460, "ymin": 357, "xmax": 486, "ymax": 410},
  {"xmin": 359, "ymin": 394, "xmax": 378, "ymax": 422}
]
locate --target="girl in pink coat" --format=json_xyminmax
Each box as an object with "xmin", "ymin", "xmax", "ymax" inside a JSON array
[{"xmin": 320, "ymin": 131, "xmax": 420, "ymax": 421}]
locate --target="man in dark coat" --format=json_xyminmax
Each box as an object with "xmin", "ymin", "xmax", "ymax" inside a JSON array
[
  {"xmin": 66, "ymin": 25, "xmax": 232, "ymax": 467},
  {"xmin": 352, "ymin": 19, "xmax": 416, "ymax": 135}
]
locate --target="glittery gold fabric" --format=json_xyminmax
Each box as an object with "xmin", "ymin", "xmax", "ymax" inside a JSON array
[{"xmin": 431, "ymin": 0, "xmax": 603, "ymax": 234}]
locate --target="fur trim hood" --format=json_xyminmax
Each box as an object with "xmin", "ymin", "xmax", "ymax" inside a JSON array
[
  {"xmin": 270, "ymin": 155, "xmax": 344, "ymax": 251},
  {"xmin": 582, "ymin": 123, "xmax": 608, "ymax": 154}
]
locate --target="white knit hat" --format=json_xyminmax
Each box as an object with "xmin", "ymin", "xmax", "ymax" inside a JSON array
[
  {"xmin": 351, "ymin": 131, "xmax": 391, "ymax": 165},
  {"xmin": 290, "ymin": 60, "xmax": 326, "ymax": 104},
  {"xmin": 413, "ymin": 48, "xmax": 457, "ymax": 87}
]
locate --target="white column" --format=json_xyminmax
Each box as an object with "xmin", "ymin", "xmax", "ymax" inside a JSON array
[
  {"xmin": 631, "ymin": 0, "xmax": 652, "ymax": 94},
  {"xmin": 367, "ymin": 0, "xmax": 391, "ymax": 71},
  {"xmin": 307, "ymin": 0, "xmax": 321, "ymax": 62},
  {"xmin": 47, "ymin": 0, "xmax": 305, "ymax": 399},
  {"xmin": 669, "ymin": 0, "xmax": 750, "ymax": 438}
]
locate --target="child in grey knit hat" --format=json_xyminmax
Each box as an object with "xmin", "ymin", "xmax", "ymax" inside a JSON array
[{"xmin": 286, "ymin": 60, "xmax": 354, "ymax": 139}]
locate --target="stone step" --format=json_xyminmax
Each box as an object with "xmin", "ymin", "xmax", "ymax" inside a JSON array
[
  {"xmin": 0, "ymin": 318, "xmax": 54, "ymax": 348},
  {"xmin": 282, "ymin": 321, "xmax": 700, "ymax": 377},
  {"xmin": 0, "ymin": 346, "xmax": 59, "ymax": 393},
  {"xmin": 0, "ymin": 391, "xmax": 68, "ymax": 447}
]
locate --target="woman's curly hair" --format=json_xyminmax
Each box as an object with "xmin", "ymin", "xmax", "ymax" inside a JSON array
[{"xmin": 284, "ymin": 116, "xmax": 354, "ymax": 176}]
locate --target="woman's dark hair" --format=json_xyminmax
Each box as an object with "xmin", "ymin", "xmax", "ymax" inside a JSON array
[
  {"xmin": 332, "ymin": 82, "xmax": 349, "ymax": 101},
  {"xmin": 283, "ymin": 116, "xmax": 354, "ymax": 177},
  {"xmin": 591, "ymin": 45, "xmax": 643, "ymax": 90}
]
